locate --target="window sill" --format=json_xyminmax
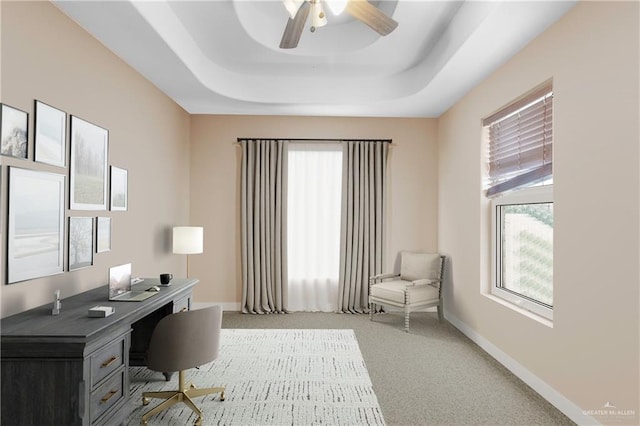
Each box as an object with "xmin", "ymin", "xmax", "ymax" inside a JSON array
[{"xmin": 482, "ymin": 293, "xmax": 553, "ymax": 328}]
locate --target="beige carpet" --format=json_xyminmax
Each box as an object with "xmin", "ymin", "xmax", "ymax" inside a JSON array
[{"xmin": 222, "ymin": 311, "xmax": 575, "ymax": 426}]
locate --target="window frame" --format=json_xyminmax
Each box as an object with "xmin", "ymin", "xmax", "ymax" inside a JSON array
[{"xmin": 490, "ymin": 185, "xmax": 554, "ymax": 321}]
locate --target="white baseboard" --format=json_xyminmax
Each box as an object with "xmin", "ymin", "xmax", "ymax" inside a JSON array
[
  {"xmin": 445, "ymin": 312, "xmax": 599, "ymax": 426},
  {"xmin": 192, "ymin": 302, "xmax": 241, "ymax": 312}
]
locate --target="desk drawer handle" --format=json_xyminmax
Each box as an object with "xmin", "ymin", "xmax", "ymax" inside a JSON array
[
  {"xmin": 180, "ymin": 307, "xmax": 188, "ymax": 312},
  {"xmin": 100, "ymin": 389, "xmax": 118, "ymax": 404},
  {"xmin": 101, "ymin": 356, "xmax": 119, "ymax": 368}
]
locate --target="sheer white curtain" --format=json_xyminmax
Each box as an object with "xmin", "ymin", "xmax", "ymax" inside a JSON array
[{"xmin": 287, "ymin": 143, "xmax": 342, "ymax": 312}]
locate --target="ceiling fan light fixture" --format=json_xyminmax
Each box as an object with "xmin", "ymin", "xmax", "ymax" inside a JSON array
[
  {"xmin": 283, "ymin": 0, "xmax": 304, "ymax": 19},
  {"xmin": 280, "ymin": 0, "xmax": 397, "ymax": 49},
  {"xmin": 325, "ymin": 0, "xmax": 347, "ymax": 16},
  {"xmin": 311, "ymin": 1, "xmax": 327, "ymax": 28}
]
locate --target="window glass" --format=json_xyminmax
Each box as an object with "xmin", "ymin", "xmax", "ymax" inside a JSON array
[
  {"xmin": 499, "ymin": 202, "xmax": 553, "ymax": 307},
  {"xmin": 491, "ymin": 186, "xmax": 553, "ymax": 320}
]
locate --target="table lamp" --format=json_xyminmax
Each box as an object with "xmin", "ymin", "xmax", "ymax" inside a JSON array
[{"xmin": 173, "ymin": 226, "xmax": 203, "ymax": 278}]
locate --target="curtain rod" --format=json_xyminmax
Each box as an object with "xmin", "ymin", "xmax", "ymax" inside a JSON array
[{"xmin": 235, "ymin": 138, "xmax": 392, "ymax": 144}]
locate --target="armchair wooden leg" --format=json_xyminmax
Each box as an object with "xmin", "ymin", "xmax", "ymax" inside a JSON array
[
  {"xmin": 437, "ymin": 305, "xmax": 444, "ymax": 323},
  {"xmin": 369, "ymin": 302, "xmax": 374, "ymax": 321},
  {"xmin": 404, "ymin": 307, "xmax": 410, "ymax": 333}
]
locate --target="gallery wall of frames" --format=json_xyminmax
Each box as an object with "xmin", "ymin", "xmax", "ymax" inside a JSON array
[{"xmin": 0, "ymin": 100, "xmax": 128, "ymax": 284}]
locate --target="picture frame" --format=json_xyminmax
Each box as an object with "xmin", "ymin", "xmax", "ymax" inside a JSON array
[
  {"xmin": 110, "ymin": 166, "xmax": 128, "ymax": 211},
  {"xmin": 35, "ymin": 100, "xmax": 66, "ymax": 167},
  {"xmin": 7, "ymin": 167, "xmax": 65, "ymax": 284},
  {"xmin": 70, "ymin": 116, "xmax": 108, "ymax": 210},
  {"xmin": 96, "ymin": 216, "xmax": 111, "ymax": 253},
  {"xmin": 1, "ymin": 104, "xmax": 28, "ymax": 160},
  {"xmin": 68, "ymin": 216, "xmax": 94, "ymax": 271}
]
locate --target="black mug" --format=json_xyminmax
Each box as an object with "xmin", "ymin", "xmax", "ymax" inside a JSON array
[{"xmin": 160, "ymin": 273, "xmax": 173, "ymax": 285}]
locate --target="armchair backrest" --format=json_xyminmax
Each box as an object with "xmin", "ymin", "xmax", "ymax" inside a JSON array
[
  {"xmin": 400, "ymin": 252, "xmax": 444, "ymax": 284},
  {"xmin": 146, "ymin": 305, "xmax": 223, "ymax": 373}
]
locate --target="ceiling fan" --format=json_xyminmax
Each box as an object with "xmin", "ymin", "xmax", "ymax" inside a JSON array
[{"xmin": 280, "ymin": 0, "xmax": 399, "ymax": 49}]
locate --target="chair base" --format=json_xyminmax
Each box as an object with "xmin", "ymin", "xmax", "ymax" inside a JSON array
[
  {"xmin": 141, "ymin": 370, "xmax": 225, "ymax": 425},
  {"xmin": 369, "ymin": 301, "xmax": 443, "ymax": 332}
]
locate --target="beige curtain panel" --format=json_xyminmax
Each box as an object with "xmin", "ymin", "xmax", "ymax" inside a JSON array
[
  {"xmin": 338, "ymin": 141, "xmax": 389, "ymax": 313},
  {"xmin": 240, "ymin": 139, "xmax": 288, "ymax": 314}
]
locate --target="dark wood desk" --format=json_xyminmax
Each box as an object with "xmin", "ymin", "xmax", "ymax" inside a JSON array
[{"xmin": 1, "ymin": 278, "xmax": 197, "ymax": 426}]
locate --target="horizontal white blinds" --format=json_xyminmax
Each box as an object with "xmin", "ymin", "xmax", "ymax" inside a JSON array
[{"xmin": 484, "ymin": 84, "xmax": 553, "ymax": 197}]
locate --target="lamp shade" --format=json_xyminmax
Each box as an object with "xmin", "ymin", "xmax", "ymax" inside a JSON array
[{"xmin": 172, "ymin": 226, "xmax": 204, "ymax": 254}]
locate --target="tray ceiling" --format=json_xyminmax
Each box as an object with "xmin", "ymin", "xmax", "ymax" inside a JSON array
[{"xmin": 53, "ymin": 0, "xmax": 576, "ymax": 117}]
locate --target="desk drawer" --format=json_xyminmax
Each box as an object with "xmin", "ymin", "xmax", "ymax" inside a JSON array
[
  {"xmin": 90, "ymin": 369, "xmax": 125, "ymax": 424},
  {"xmin": 173, "ymin": 295, "xmax": 191, "ymax": 313},
  {"xmin": 90, "ymin": 336, "xmax": 125, "ymax": 388}
]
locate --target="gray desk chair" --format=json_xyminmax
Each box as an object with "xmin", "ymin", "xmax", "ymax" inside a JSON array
[
  {"xmin": 369, "ymin": 252, "xmax": 445, "ymax": 332},
  {"xmin": 141, "ymin": 305, "xmax": 225, "ymax": 425}
]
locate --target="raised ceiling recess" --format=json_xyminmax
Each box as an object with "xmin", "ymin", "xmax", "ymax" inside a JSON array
[{"xmin": 53, "ymin": 1, "xmax": 575, "ymax": 117}]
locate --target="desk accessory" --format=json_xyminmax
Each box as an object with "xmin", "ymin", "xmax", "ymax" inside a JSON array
[
  {"xmin": 52, "ymin": 289, "xmax": 61, "ymax": 315},
  {"xmin": 88, "ymin": 306, "xmax": 115, "ymax": 318},
  {"xmin": 160, "ymin": 273, "xmax": 173, "ymax": 285}
]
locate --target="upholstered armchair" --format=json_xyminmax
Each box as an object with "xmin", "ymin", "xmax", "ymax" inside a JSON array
[{"xmin": 369, "ymin": 252, "xmax": 445, "ymax": 332}]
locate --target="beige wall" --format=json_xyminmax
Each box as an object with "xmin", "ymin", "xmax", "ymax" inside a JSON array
[
  {"xmin": 189, "ymin": 115, "xmax": 438, "ymax": 307},
  {"xmin": 438, "ymin": 1, "xmax": 639, "ymax": 422},
  {"xmin": 3, "ymin": 0, "xmax": 638, "ymax": 422},
  {"xmin": 0, "ymin": 1, "xmax": 191, "ymax": 318}
]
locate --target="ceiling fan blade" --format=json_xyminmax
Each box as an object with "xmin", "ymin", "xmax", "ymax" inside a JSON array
[
  {"xmin": 345, "ymin": 0, "xmax": 398, "ymax": 36},
  {"xmin": 280, "ymin": 1, "xmax": 311, "ymax": 49}
]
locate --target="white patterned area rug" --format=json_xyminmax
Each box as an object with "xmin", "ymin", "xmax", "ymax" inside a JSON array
[{"xmin": 127, "ymin": 329, "xmax": 385, "ymax": 425}]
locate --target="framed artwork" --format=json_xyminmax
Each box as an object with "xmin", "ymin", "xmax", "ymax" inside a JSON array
[
  {"xmin": 35, "ymin": 100, "xmax": 66, "ymax": 167},
  {"xmin": 110, "ymin": 166, "xmax": 128, "ymax": 211},
  {"xmin": 69, "ymin": 216, "xmax": 94, "ymax": 271},
  {"xmin": 70, "ymin": 116, "xmax": 108, "ymax": 210},
  {"xmin": 1, "ymin": 104, "xmax": 28, "ymax": 159},
  {"xmin": 96, "ymin": 216, "xmax": 111, "ymax": 253},
  {"xmin": 7, "ymin": 167, "xmax": 65, "ymax": 284}
]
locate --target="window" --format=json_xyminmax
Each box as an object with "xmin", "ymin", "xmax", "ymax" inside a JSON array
[
  {"xmin": 491, "ymin": 187, "xmax": 553, "ymax": 319},
  {"xmin": 287, "ymin": 143, "xmax": 343, "ymax": 312},
  {"xmin": 485, "ymin": 82, "xmax": 553, "ymax": 320}
]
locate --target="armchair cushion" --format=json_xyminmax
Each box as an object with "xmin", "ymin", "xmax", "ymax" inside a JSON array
[
  {"xmin": 400, "ymin": 252, "xmax": 441, "ymax": 282},
  {"xmin": 370, "ymin": 280, "xmax": 439, "ymax": 305}
]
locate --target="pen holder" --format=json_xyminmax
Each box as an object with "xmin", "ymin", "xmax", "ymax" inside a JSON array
[{"xmin": 52, "ymin": 290, "xmax": 61, "ymax": 315}]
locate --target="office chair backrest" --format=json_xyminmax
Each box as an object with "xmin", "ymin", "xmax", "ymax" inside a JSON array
[{"xmin": 146, "ymin": 305, "xmax": 223, "ymax": 373}]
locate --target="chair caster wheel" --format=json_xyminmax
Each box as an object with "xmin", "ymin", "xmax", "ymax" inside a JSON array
[
  {"xmin": 142, "ymin": 397, "xmax": 150, "ymax": 406},
  {"xmin": 190, "ymin": 383, "xmax": 196, "ymax": 390},
  {"xmin": 220, "ymin": 391, "xmax": 225, "ymax": 401},
  {"xmin": 141, "ymin": 420, "xmax": 148, "ymax": 425},
  {"xmin": 195, "ymin": 416, "xmax": 203, "ymax": 425}
]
